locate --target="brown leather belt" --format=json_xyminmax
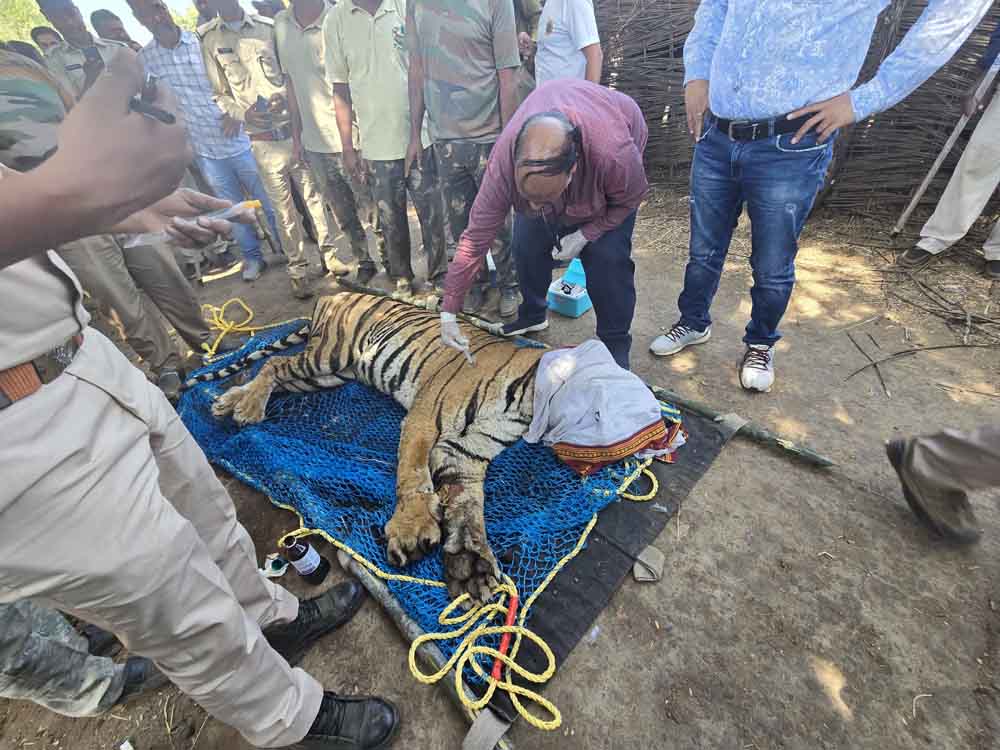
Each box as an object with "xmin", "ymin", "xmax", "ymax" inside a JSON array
[
  {"xmin": 249, "ymin": 125, "xmax": 292, "ymax": 142},
  {"xmin": 0, "ymin": 333, "xmax": 83, "ymax": 411}
]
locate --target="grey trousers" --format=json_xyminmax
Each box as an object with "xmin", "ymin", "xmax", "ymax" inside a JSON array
[
  {"xmin": 903, "ymin": 425, "xmax": 1000, "ymax": 495},
  {"xmin": 0, "ymin": 601, "xmax": 124, "ymax": 717}
]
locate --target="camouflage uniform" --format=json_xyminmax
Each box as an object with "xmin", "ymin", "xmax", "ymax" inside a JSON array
[
  {"xmin": 409, "ymin": 0, "xmax": 521, "ymax": 296},
  {"xmin": 0, "ymin": 601, "xmax": 124, "ymax": 717},
  {"xmin": 367, "ymin": 148, "xmax": 446, "ymax": 285},
  {"xmin": 0, "ymin": 49, "xmax": 210, "ymax": 376},
  {"xmin": 200, "ymin": 13, "xmax": 332, "ymax": 282}
]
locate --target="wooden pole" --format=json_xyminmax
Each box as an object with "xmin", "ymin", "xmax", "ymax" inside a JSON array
[
  {"xmin": 891, "ymin": 68, "xmax": 998, "ymax": 236},
  {"xmin": 649, "ymin": 384, "xmax": 835, "ymax": 468}
]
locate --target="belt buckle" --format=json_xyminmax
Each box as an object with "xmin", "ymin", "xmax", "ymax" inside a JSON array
[{"xmin": 728, "ymin": 120, "xmax": 759, "ymax": 141}]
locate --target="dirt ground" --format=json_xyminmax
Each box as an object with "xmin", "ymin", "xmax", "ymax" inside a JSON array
[{"xmin": 2, "ymin": 188, "xmax": 998, "ymax": 750}]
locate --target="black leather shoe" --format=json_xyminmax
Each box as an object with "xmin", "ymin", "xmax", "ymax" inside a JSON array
[
  {"xmin": 294, "ymin": 691, "xmax": 399, "ymax": 750},
  {"xmin": 81, "ymin": 624, "xmax": 120, "ymax": 657},
  {"xmin": 265, "ymin": 582, "xmax": 366, "ymax": 666},
  {"xmin": 986, "ymin": 259, "xmax": 1000, "ymax": 279},
  {"xmin": 117, "ymin": 657, "xmax": 169, "ymax": 705},
  {"xmin": 896, "ymin": 246, "xmax": 934, "ymax": 269}
]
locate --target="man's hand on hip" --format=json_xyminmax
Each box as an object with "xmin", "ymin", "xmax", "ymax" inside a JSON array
[
  {"xmin": 788, "ymin": 92, "xmax": 856, "ymax": 144},
  {"xmin": 41, "ymin": 50, "xmax": 191, "ymax": 236},
  {"xmin": 684, "ymin": 79, "xmax": 709, "ymax": 142}
]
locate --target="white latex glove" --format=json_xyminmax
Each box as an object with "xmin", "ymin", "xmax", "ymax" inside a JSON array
[
  {"xmin": 440, "ymin": 311, "xmax": 470, "ymax": 355},
  {"xmin": 552, "ymin": 229, "xmax": 588, "ymax": 261}
]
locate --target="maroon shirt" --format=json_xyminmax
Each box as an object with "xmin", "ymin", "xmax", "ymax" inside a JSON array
[{"xmin": 442, "ymin": 79, "xmax": 649, "ymax": 313}]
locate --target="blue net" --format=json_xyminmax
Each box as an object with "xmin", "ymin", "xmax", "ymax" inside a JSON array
[{"xmin": 179, "ymin": 320, "xmax": 654, "ymax": 682}]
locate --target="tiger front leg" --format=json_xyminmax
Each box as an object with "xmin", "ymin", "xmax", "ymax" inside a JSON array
[
  {"xmin": 212, "ymin": 354, "xmax": 297, "ymax": 424},
  {"xmin": 385, "ymin": 414, "xmax": 443, "ymax": 567},
  {"xmin": 440, "ymin": 475, "xmax": 499, "ymax": 604},
  {"xmin": 431, "ymin": 449, "xmax": 500, "ymax": 603}
]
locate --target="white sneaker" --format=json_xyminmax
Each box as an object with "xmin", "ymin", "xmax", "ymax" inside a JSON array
[
  {"xmin": 649, "ymin": 324, "xmax": 711, "ymax": 356},
  {"xmin": 739, "ymin": 345, "xmax": 775, "ymax": 392}
]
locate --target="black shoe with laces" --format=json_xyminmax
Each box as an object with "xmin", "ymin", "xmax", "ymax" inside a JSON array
[
  {"xmin": 116, "ymin": 657, "xmax": 169, "ymax": 705},
  {"xmin": 265, "ymin": 582, "xmax": 366, "ymax": 666},
  {"xmin": 294, "ymin": 692, "xmax": 399, "ymax": 750},
  {"xmin": 500, "ymin": 316, "xmax": 549, "ymax": 336},
  {"xmin": 986, "ymin": 259, "xmax": 1000, "ymax": 279},
  {"xmin": 356, "ymin": 263, "xmax": 378, "ymax": 286}
]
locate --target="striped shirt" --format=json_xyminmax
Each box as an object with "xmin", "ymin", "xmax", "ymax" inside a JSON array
[{"xmin": 139, "ymin": 30, "xmax": 250, "ymax": 160}]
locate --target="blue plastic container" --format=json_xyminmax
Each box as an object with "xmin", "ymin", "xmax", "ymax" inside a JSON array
[{"xmin": 547, "ymin": 258, "xmax": 593, "ymax": 318}]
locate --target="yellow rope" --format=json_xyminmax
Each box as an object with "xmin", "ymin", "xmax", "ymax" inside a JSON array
[
  {"xmin": 271, "ymin": 458, "xmax": 657, "ymax": 732},
  {"xmin": 199, "ymin": 298, "xmax": 304, "ymax": 360}
]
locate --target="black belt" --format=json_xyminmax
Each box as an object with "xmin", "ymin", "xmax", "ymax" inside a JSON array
[{"xmin": 707, "ymin": 111, "xmax": 812, "ymax": 142}]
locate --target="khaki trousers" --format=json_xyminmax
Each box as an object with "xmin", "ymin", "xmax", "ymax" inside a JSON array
[
  {"xmin": 903, "ymin": 425, "xmax": 1000, "ymax": 496},
  {"xmin": 918, "ymin": 92, "xmax": 1000, "ymax": 261},
  {"xmin": 57, "ymin": 235, "xmax": 210, "ymax": 373},
  {"xmin": 251, "ymin": 139, "xmax": 332, "ymax": 280},
  {"xmin": 0, "ymin": 331, "xmax": 323, "ymax": 747}
]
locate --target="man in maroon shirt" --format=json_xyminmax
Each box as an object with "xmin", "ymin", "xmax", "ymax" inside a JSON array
[{"xmin": 439, "ymin": 79, "xmax": 648, "ymax": 369}]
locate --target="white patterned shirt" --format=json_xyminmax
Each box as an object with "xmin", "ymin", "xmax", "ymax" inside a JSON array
[
  {"xmin": 139, "ymin": 30, "xmax": 251, "ymax": 160},
  {"xmin": 684, "ymin": 0, "xmax": 994, "ymax": 122}
]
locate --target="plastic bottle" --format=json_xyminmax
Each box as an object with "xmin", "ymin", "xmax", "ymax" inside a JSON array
[{"xmin": 281, "ymin": 538, "xmax": 331, "ymax": 586}]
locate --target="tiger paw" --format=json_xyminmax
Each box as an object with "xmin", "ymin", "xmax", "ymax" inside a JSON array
[
  {"xmin": 384, "ymin": 494, "xmax": 442, "ymax": 567},
  {"xmin": 232, "ymin": 381, "xmax": 274, "ymax": 424},
  {"xmin": 444, "ymin": 543, "xmax": 500, "ymax": 604},
  {"xmin": 212, "ymin": 385, "xmax": 247, "ymax": 418}
]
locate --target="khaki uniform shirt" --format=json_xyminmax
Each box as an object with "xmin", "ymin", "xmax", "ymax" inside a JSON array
[
  {"xmin": 199, "ymin": 13, "xmax": 291, "ymax": 136},
  {"xmin": 0, "ymin": 164, "xmax": 89, "ymax": 370},
  {"xmin": 273, "ymin": 4, "xmax": 343, "ymax": 154},
  {"xmin": 44, "ymin": 37, "xmax": 127, "ymax": 100},
  {"xmin": 324, "ymin": 0, "xmax": 428, "ymax": 161}
]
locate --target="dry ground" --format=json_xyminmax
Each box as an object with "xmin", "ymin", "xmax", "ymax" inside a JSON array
[{"xmin": 1, "ymin": 189, "xmax": 998, "ymax": 750}]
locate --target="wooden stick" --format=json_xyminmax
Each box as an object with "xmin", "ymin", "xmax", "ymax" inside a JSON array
[
  {"xmin": 846, "ymin": 332, "xmax": 891, "ymax": 398},
  {"xmin": 891, "ymin": 68, "xmax": 998, "ymax": 236},
  {"xmin": 648, "ymin": 384, "xmax": 835, "ymax": 468}
]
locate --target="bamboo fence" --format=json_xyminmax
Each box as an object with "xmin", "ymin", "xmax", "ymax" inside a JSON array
[{"xmin": 595, "ymin": 0, "xmax": 1000, "ymax": 217}]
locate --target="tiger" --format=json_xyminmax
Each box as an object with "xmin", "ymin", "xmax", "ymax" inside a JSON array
[{"xmin": 193, "ymin": 291, "xmax": 544, "ymax": 602}]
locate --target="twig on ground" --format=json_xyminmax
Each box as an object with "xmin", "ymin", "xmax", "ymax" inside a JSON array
[
  {"xmin": 190, "ymin": 713, "xmax": 211, "ymax": 750},
  {"xmin": 846, "ymin": 332, "xmax": 891, "ymax": 397},
  {"xmin": 845, "ymin": 344, "xmax": 1000, "ymax": 380},
  {"xmin": 935, "ymin": 382, "xmax": 1000, "ymax": 400},
  {"xmin": 912, "ymin": 693, "xmax": 933, "ymax": 719}
]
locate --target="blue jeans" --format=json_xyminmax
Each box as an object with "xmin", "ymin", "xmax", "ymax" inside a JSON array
[
  {"xmin": 512, "ymin": 211, "xmax": 637, "ymax": 369},
  {"xmin": 677, "ymin": 119, "xmax": 835, "ymax": 345},
  {"xmin": 195, "ymin": 149, "xmax": 280, "ymax": 263}
]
